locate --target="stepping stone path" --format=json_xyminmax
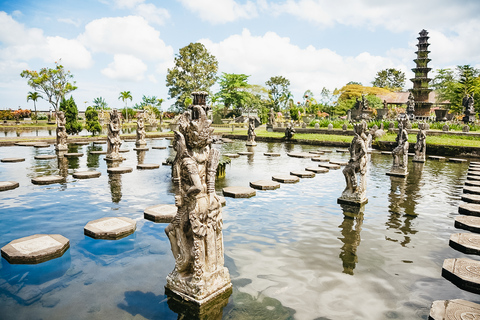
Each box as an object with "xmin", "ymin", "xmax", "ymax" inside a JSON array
[
  {"xmin": 133, "ymin": 147, "xmax": 149, "ymax": 151},
  {"xmin": 272, "ymin": 175, "xmax": 300, "ymax": 183},
  {"xmin": 31, "ymin": 175, "xmax": 65, "ymax": 185},
  {"xmin": 318, "ymin": 163, "xmax": 341, "ymax": 170},
  {"xmin": 107, "ymin": 167, "xmax": 133, "ymax": 174},
  {"xmin": 15, "ymin": 141, "xmax": 37, "ymax": 146},
  {"xmin": 249, "ymin": 180, "xmax": 280, "ymax": 190},
  {"xmin": 0, "ymin": 181, "xmax": 19, "ymax": 191},
  {"xmin": 224, "ymin": 153, "xmax": 240, "ymax": 158},
  {"xmin": 137, "ymin": 163, "xmax": 160, "ymax": 170},
  {"xmin": 144, "ymin": 204, "xmax": 176, "ymax": 223},
  {"xmin": 442, "ymin": 258, "xmax": 480, "ymax": 293},
  {"xmin": 93, "ymin": 141, "xmax": 106, "ymax": 144},
  {"xmin": 429, "ymin": 299, "xmax": 480, "ymax": 320},
  {"xmin": 119, "ymin": 149, "xmax": 129, "ymax": 153},
  {"xmin": 462, "ymin": 194, "xmax": 480, "ymax": 204},
  {"xmin": 305, "ymin": 167, "xmax": 329, "ymax": 174},
  {"xmin": 264, "ymin": 152, "xmax": 280, "ymax": 157},
  {"xmin": 464, "ymin": 186, "xmax": 480, "ymax": 195},
  {"xmin": 381, "ymin": 151, "xmax": 392, "ymax": 155},
  {"xmin": 223, "ymin": 186, "xmax": 256, "ymax": 198},
  {"xmin": 330, "ymin": 160, "xmax": 348, "ymax": 166},
  {"xmin": 312, "ymin": 157, "xmax": 330, "ymax": 162},
  {"xmin": 90, "ymin": 150, "xmax": 107, "ymax": 154},
  {"xmin": 319, "ymin": 149, "xmax": 333, "ymax": 153},
  {"xmin": 64, "ymin": 153, "xmax": 84, "ymax": 158},
  {"xmin": 221, "ymin": 138, "xmax": 233, "ymax": 143},
  {"xmin": 467, "ymin": 175, "xmax": 480, "ymax": 181},
  {"xmin": 73, "ymin": 171, "xmax": 101, "ymax": 179},
  {"xmin": 428, "ymin": 155, "xmax": 446, "ymax": 161},
  {"xmin": 1, "ymin": 158, "xmax": 25, "ymax": 162},
  {"xmin": 290, "ymin": 170, "xmax": 315, "ymax": 178},
  {"xmin": 34, "ymin": 155, "xmax": 56, "ymax": 160},
  {"xmin": 238, "ymin": 151, "xmax": 253, "ymax": 155},
  {"xmin": 455, "ymin": 215, "xmax": 480, "ymax": 233},
  {"xmin": 459, "ymin": 202, "xmax": 480, "ymax": 216},
  {"xmin": 1, "ymin": 234, "xmax": 69, "ymax": 264},
  {"xmin": 336, "ymin": 149, "xmax": 349, "ymax": 153},
  {"xmin": 75, "ymin": 141, "xmax": 90, "ymax": 145},
  {"xmin": 84, "ymin": 217, "xmax": 136, "ymax": 240},
  {"xmin": 450, "ymin": 233, "xmax": 480, "ymax": 255},
  {"xmin": 34, "ymin": 143, "xmax": 49, "ymax": 148},
  {"xmin": 309, "ymin": 151, "xmax": 324, "ymax": 155},
  {"xmin": 152, "ymin": 146, "xmax": 166, "ymax": 150},
  {"xmin": 466, "ymin": 180, "xmax": 480, "ymax": 187},
  {"xmin": 449, "ymin": 158, "xmax": 467, "ymax": 163},
  {"xmin": 287, "ymin": 152, "xmax": 315, "ymax": 158}
]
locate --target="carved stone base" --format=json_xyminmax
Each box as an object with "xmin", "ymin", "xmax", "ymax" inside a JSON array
[
  {"xmin": 104, "ymin": 156, "xmax": 125, "ymax": 162},
  {"xmin": 337, "ymin": 194, "xmax": 368, "ymax": 206},
  {"xmin": 55, "ymin": 144, "xmax": 68, "ymax": 151},
  {"xmin": 266, "ymin": 124, "xmax": 273, "ymax": 132},
  {"xmin": 386, "ymin": 168, "xmax": 408, "ymax": 177},
  {"xmin": 246, "ymin": 141, "xmax": 257, "ymax": 146},
  {"xmin": 412, "ymin": 156, "xmax": 425, "ymax": 163},
  {"xmin": 135, "ymin": 141, "xmax": 146, "ymax": 147}
]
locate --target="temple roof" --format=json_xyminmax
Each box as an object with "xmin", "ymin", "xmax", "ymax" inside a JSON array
[{"xmin": 376, "ymin": 91, "xmax": 449, "ymax": 105}]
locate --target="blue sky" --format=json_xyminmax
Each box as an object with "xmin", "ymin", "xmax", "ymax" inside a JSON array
[{"xmin": 1, "ymin": 0, "xmax": 479, "ymax": 111}]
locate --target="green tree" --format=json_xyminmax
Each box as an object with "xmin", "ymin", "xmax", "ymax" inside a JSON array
[
  {"xmin": 265, "ymin": 76, "xmax": 291, "ymax": 112},
  {"xmin": 166, "ymin": 42, "xmax": 218, "ymax": 112},
  {"xmin": 372, "ymin": 68, "xmax": 406, "ymax": 91},
  {"xmin": 92, "ymin": 97, "xmax": 108, "ymax": 110},
  {"xmin": 216, "ymin": 73, "xmax": 251, "ymax": 113},
  {"xmin": 59, "ymin": 96, "xmax": 82, "ymax": 134},
  {"xmin": 20, "ymin": 60, "xmax": 77, "ymax": 112},
  {"xmin": 85, "ymin": 106, "xmax": 102, "ymax": 136},
  {"xmin": 27, "ymin": 91, "xmax": 43, "ymax": 123},
  {"xmin": 119, "ymin": 91, "xmax": 132, "ymax": 122}
]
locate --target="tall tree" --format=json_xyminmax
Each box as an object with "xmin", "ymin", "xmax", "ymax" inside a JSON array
[
  {"xmin": 59, "ymin": 96, "xmax": 82, "ymax": 135},
  {"xmin": 372, "ymin": 68, "xmax": 406, "ymax": 91},
  {"xmin": 118, "ymin": 91, "xmax": 132, "ymax": 122},
  {"xmin": 216, "ymin": 73, "xmax": 251, "ymax": 110},
  {"xmin": 20, "ymin": 60, "xmax": 77, "ymax": 112},
  {"xmin": 27, "ymin": 91, "xmax": 42, "ymax": 123},
  {"xmin": 85, "ymin": 106, "xmax": 102, "ymax": 136},
  {"xmin": 92, "ymin": 97, "xmax": 108, "ymax": 110},
  {"xmin": 166, "ymin": 42, "xmax": 218, "ymax": 112},
  {"xmin": 265, "ymin": 76, "xmax": 291, "ymax": 112}
]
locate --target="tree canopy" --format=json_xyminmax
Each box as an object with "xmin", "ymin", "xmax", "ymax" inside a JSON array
[
  {"xmin": 92, "ymin": 97, "xmax": 108, "ymax": 110},
  {"xmin": 216, "ymin": 73, "xmax": 251, "ymax": 110},
  {"xmin": 85, "ymin": 106, "xmax": 102, "ymax": 136},
  {"xmin": 372, "ymin": 68, "xmax": 406, "ymax": 91},
  {"xmin": 27, "ymin": 91, "xmax": 42, "ymax": 123},
  {"xmin": 265, "ymin": 76, "xmax": 291, "ymax": 112},
  {"xmin": 59, "ymin": 96, "xmax": 82, "ymax": 135}
]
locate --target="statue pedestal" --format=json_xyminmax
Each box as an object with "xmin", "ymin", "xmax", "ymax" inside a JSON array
[
  {"xmin": 246, "ymin": 141, "xmax": 257, "ymax": 146},
  {"xmin": 266, "ymin": 124, "xmax": 273, "ymax": 132},
  {"xmin": 412, "ymin": 156, "xmax": 425, "ymax": 163},
  {"xmin": 386, "ymin": 168, "xmax": 408, "ymax": 177},
  {"xmin": 135, "ymin": 141, "xmax": 146, "ymax": 147},
  {"xmin": 337, "ymin": 197, "xmax": 368, "ymax": 206},
  {"xmin": 55, "ymin": 144, "xmax": 68, "ymax": 151}
]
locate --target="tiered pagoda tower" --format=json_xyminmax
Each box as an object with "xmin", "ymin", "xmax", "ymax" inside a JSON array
[{"xmin": 410, "ymin": 29, "xmax": 433, "ymax": 117}]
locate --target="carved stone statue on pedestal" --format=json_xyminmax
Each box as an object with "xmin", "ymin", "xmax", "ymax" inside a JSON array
[
  {"xmin": 246, "ymin": 116, "xmax": 257, "ymax": 146},
  {"xmin": 462, "ymin": 94, "xmax": 476, "ymax": 124},
  {"xmin": 105, "ymin": 109, "xmax": 123, "ymax": 161},
  {"xmin": 165, "ymin": 92, "xmax": 231, "ymax": 305},
  {"xmin": 387, "ymin": 120, "xmax": 409, "ymax": 177},
  {"xmin": 406, "ymin": 92, "xmax": 415, "ymax": 121},
  {"xmin": 136, "ymin": 112, "xmax": 146, "ymax": 147},
  {"xmin": 285, "ymin": 122, "xmax": 295, "ymax": 140},
  {"xmin": 55, "ymin": 111, "xmax": 68, "ymax": 151},
  {"xmin": 267, "ymin": 108, "xmax": 275, "ymax": 132},
  {"xmin": 413, "ymin": 122, "xmax": 426, "ymax": 163},
  {"xmin": 338, "ymin": 121, "xmax": 369, "ymax": 205}
]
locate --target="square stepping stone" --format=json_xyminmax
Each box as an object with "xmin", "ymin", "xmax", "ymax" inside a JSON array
[
  {"xmin": 462, "ymin": 194, "xmax": 480, "ymax": 204},
  {"xmin": 455, "ymin": 215, "xmax": 480, "ymax": 233},
  {"xmin": 450, "ymin": 233, "xmax": 480, "ymax": 255},
  {"xmin": 305, "ymin": 167, "xmax": 329, "ymax": 174},
  {"xmin": 459, "ymin": 202, "xmax": 480, "ymax": 216},
  {"xmin": 137, "ymin": 163, "xmax": 160, "ymax": 170},
  {"xmin": 272, "ymin": 175, "xmax": 300, "ymax": 183},
  {"xmin": 84, "ymin": 217, "xmax": 136, "ymax": 240},
  {"xmin": 223, "ymin": 186, "xmax": 256, "ymax": 198},
  {"xmin": 290, "ymin": 170, "xmax": 315, "ymax": 178},
  {"xmin": 144, "ymin": 204, "xmax": 177, "ymax": 223},
  {"xmin": 318, "ymin": 163, "xmax": 341, "ymax": 170},
  {"xmin": 1, "ymin": 158, "xmax": 25, "ymax": 163},
  {"xmin": 1, "ymin": 234, "xmax": 69, "ymax": 264},
  {"xmin": 442, "ymin": 258, "xmax": 480, "ymax": 294},
  {"xmin": 429, "ymin": 299, "xmax": 480, "ymax": 320},
  {"xmin": 107, "ymin": 167, "xmax": 133, "ymax": 174},
  {"xmin": 72, "ymin": 171, "xmax": 101, "ymax": 179},
  {"xmin": 0, "ymin": 181, "xmax": 19, "ymax": 191},
  {"xmin": 249, "ymin": 180, "xmax": 280, "ymax": 190},
  {"xmin": 31, "ymin": 175, "xmax": 66, "ymax": 185}
]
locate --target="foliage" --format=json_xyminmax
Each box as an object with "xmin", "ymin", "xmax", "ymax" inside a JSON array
[
  {"xmin": 372, "ymin": 68, "xmax": 406, "ymax": 91},
  {"xmin": 85, "ymin": 106, "xmax": 102, "ymax": 136},
  {"xmin": 0, "ymin": 110, "xmax": 13, "ymax": 120},
  {"xmin": 216, "ymin": 73, "xmax": 251, "ymax": 110},
  {"xmin": 265, "ymin": 76, "xmax": 291, "ymax": 112},
  {"xmin": 162, "ymin": 111, "xmax": 177, "ymax": 119},
  {"xmin": 59, "ymin": 96, "xmax": 82, "ymax": 134},
  {"xmin": 121, "ymin": 108, "xmax": 136, "ymax": 121},
  {"xmin": 13, "ymin": 109, "xmax": 32, "ymax": 119},
  {"xmin": 134, "ymin": 95, "xmax": 164, "ymax": 110},
  {"xmin": 92, "ymin": 97, "xmax": 109, "ymax": 110},
  {"xmin": 166, "ymin": 42, "xmax": 218, "ymax": 112},
  {"xmin": 334, "ymin": 83, "xmax": 393, "ymax": 101},
  {"xmin": 27, "ymin": 91, "xmax": 42, "ymax": 123},
  {"xmin": 20, "ymin": 60, "xmax": 77, "ymax": 111}
]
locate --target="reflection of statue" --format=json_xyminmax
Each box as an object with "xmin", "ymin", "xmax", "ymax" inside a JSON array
[
  {"xmin": 246, "ymin": 116, "xmax": 257, "ymax": 146},
  {"xmin": 284, "ymin": 122, "xmax": 295, "ymax": 140},
  {"xmin": 338, "ymin": 121, "xmax": 368, "ymax": 205},
  {"xmin": 406, "ymin": 92, "xmax": 415, "ymax": 121},
  {"xmin": 136, "ymin": 112, "xmax": 146, "ymax": 147},
  {"xmin": 413, "ymin": 122, "xmax": 426, "ymax": 163},
  {"xmin": 106, "ymin": 109, "xmax": 123, "ymax": 161},
  {"xmin": 136, "ymin": 150, "xmax": 146, "ymax": 164},
  {"xmin": 165, "ymin": 92, "xmax": 231, "ymax": 304},
  {"xmin": 338, "ymin": 204, "xmax": 364, "ymax": 275},
  {"xmin": 57, "ymin": 153, "xmax": 68, "ymax": 177},
  {"xmin": 463, "ymin": 94, "xmax": 476, "ymax": 124},
  {"xmin": 55, "ymin": 111, "xmax": 68, "ymax": 151},
  {"xmin": 387, "ymin": 120, "xmax": 409, "ymax": 177}
]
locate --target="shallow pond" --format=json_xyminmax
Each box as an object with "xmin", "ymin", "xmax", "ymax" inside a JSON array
[
  {"xmin": 0, "ymin": 126, "xmax": 165, "ymax": 138},
  {"xmin": 0, "ymin": 139, "xmax": 476, "ymax": 319}
]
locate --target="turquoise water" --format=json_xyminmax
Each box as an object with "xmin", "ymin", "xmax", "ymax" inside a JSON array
[{"xmin": 0, "ymin": 139, "xmax": 475, "ymax": 319}]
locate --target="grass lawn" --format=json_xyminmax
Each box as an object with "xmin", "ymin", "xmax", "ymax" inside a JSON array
[{"xmin": 377, "ymin": 132, "xmax": 480, "ymax": 147}]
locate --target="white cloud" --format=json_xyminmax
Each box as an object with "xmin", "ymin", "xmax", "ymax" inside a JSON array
[
  {"xmin": 178, "ymin": 0, "xmax": 258, "ymax": 24},
  {"xmin": 101, "ymin": 54, "xmax": 147, "ymax": 81},
  {"xmin": 58, "ymin": 18, "xmax": 81, "ymax": 27},
  {"xmin": 46, "ymin": 37, "xmax": 93, "ymax": 69},
  {"xmin": 113, "ymin": 0, "xmax": 145, "ymax": 9},
  {"xmin": 135, "ymin": 3, "xmax": 170, "ymax": 25}
]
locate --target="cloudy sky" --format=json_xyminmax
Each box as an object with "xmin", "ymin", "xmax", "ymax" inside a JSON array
[{"xmin": 1, "ymin": 0, "xmax": 479, "ymax": 111}]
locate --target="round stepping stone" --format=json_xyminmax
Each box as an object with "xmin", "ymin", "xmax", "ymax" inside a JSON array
[
  {"xmin": 462, "ymin": 194, "xmax": 480, "ymax": 204},
  {"xmin": 64, "ymin": 153, "xmax": 84, "ymax": 158},
  {"xmin": 72, "ymin": 171, "xmax": 101, "ymax": 179},
  {"xmin": 449, "ymin": 158, "xmax": 467, "ymax": 163},
  {"xmin": 336, "ymin": 149, "xmax": 349, "ymax": 153},
  {"xmin": 249, "ymin": 180, "xmax": 280, "ymax": 190},
  {"xmin": 137, "ymin": 163, "xmax": 160, "ymax": 170},
  {"xmin": 75, "ymin": 141, "xmax": 90, "ymax": 145},
  {"xmin": 0, "ymin": 181, "xmax": 19, "ymax": 191},
  {"xmin": 381, "ymin": 151, "xmax": 392, "ymax": 155},
  {"xmin": 455, "ymin": 216, "xmax": 480, "ymax": 233},
  {"xmin": 318, "ymin": 163, "xmax": 341, "ymax": 170},
  {"xmin": 1, "ymin": 157, "xmax": 25, "ymax": 163},
  {"xmin": 224, "ymin": 153, "xmax": 240, "ymax": 158},
  {"xmin": 107, "ymin": 167, "xmax": 133, "ymax": 174},
  {"xmin": 428, "ymin": 155, "xmax": 446, "ymax": 161},
  {"xmin": 152, "ymin": 146, "xmax": 166, "ymax": 150},
  {"xmin": 305, "ymin": 167, "xmax": 329, "ymax": 173},
  {"xmin": 144, "ymin": 204, "xmax": 177, "ymax": 223},
  {"xmin": 312, "ymin": 157, "xmax": 330, "ymax": 162},
  {"xmin": 1, "ymin": 234, "xmax": 69, "ymax": 264},
  {"xmin": 459, "ymin": 202, "xmax": 480, "ymax": 216},
  {"xmin": 442, "ymin": 258, "xmax": 480, "ymax": 294},
  {"xmin": 429, "ymin": 299, "xmax": 480, "ymax": 320},
  {"xmin": 264, "ymin": 152, "xmax": 280, "ymax": 157},
  {"xmin": 93, "ymin": 141, "xmax": 106, "ymax": 144},
  {"xmin": 464, "ymin": 186, "xmax": 480, "ymax": 195},
  {"xmin": 466, "ymin": 180, "xmax": 480, "ymax": 187},
  {"xmin": 34, "ymin": 154, "xmax": 57, "ymax": 160},
  {"xmin": 119, "ymin": 149, "xmax": 129, "ymax": 153},
  {"xmin": 287, "ymin": 152, "xmax": 315, "ymax": 158},
  {"xmin": 90, "ymin": 150, "xmax": 107, "ymax": 154},
  {"xmin": 84, "ymin": 217, "xmax": 136, "ymax": 240},
  {"xmin": 238, "ymin": 151, "xmax": 253, "ymax": 155},
  {"xmin": 34, "ymin": 143, "xmax": 50, "ymax": 148},
  {"xmin": 290, "ymin": 170, "xmax": 315, "ymax": 178},
  {"xmin": 450, "ymin": 233, "xmax": 480, "ymax": 255},
  {"xmin": 221, "ymin": 138, "xmax": 233, "ymax": 143},
  {"xmin": 14, "ymin": 141, "xmax": 37, "ymax": 146},
  {"xmin": 330, "ymin": 160, "xmax": 348, "ymax": 166},
  {"xmin": 31, "ymin": 175, "xmax": 65, "ymax": 185},
  {"xmin": 133, "ymin": 147, "xmax": 149, "ymax": 151},
  {"xmin": 309, "ymin": 151, "xmax": 324, "ymax": 155},
  {"xmin": 223, "ymin": 186, "xmax": 256, "ymax": 198},
  {"xmin": 272, "ymin": 175, "xmax": 300, "ymax": 183}
]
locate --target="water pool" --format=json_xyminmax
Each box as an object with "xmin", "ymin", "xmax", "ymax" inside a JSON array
[{"xmin": 0, "ymin": 139, "xmax": 475, "ymax": 319}]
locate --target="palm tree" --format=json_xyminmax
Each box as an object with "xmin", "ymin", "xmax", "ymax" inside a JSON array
[
  {"xmin": 27, "ymin": 91, "xmax": 43, "ymax": 124},
  {"xmin": 93, "ymin": 97, "xmax": 108, "ymax": 110},
  {"xmin": 118, "ymin": 91, "xmax": 132, "ymax": 122}
]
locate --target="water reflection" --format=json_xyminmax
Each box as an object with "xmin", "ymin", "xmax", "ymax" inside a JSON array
[
  {"xmin": 107, "ymin": 161, "xmax": 123, "ymax": 203},
  {"xmin": 57, "ymin": 152, "xmax": 68, "ymax": 178},
  {"xmin": 338, "ymin": 204, "xmax": 364, "ymax": 275},
  {"xmin": 86, "ymin": 145, "xmax": 103, "ymax": 169},
  {"xmin": 246, "ymin": 146, "xmax": 255, "ymax": 166},
  {"xmin": 136, "ymin": 150, "xmax": 146, "ymax": 165},
  {"xmin": 284, "ymin": 142, "xmax": 294, "ymax": 153}
]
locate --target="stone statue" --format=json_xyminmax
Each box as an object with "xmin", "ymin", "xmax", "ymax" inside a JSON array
[
  {"xmin": 55, "ymin": 111, "xmax": 68, "ymax": 151},
  {"xmin": 338, "ymin": 121, "xmax": 368, "ymax": 205},
  {"xmin": 106, "ymin": 109, "xmax": 123, "ymax": 161},
  {"xmin": 285, "ymin": 122, "xmax": 295, "ymax": 140},
  {"xmin": 361, "ymin": 95, "xmax": 369, "ymax": 111},
  {"xmin": 246, "ymin": 116, "xmax": 257, "ymax": 146},
  {"xmin": 165, "ymin": 92, "xmax": 231, "ymax": 304},
  {"xmin": 413, "ymin": 122, "xmax": 426, "ymax": 163},
  {"xmin": 406, "ymin": 92, "xmax": 415, "ymax": 121},
  {"xmin": 136, "ymin": 112, "xmax": 146, "ymax": 147},
  {"xmin": 463, "ymin": 94, "xmax": 476, "ymax": 124},
  {"xmin": 387, "ymin": 120, "xmax": 409, "ymax": 177},
  {"xmin": 268, "ymin": 108, "xmax": 275, "ymax": 126}
]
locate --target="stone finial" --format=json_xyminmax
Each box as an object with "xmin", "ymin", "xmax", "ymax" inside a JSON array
[{"xmin": 192, "ymin": 91, "xmax": 208, "ymax": 106}]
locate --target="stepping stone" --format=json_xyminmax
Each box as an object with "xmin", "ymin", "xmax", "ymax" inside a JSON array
[
  {"xmin": 449, "ymin": 158, "xmax": 467, "ymax": 163},
  {"xmin": 84, "ymin": 217, "xmax": 136, "ymax": 240},
  {"xmin": 93, "ymin": 141, "xmax": 106, "ymax": 144},
  {"xmin": 34, "ymin": 155, "xmax": 56, "ymax": 160},
  {"xmin": 249, "ymin": 180, "xmax": 280, "ymax": 190},
  {"xmin": 75, "ymin": 141, "xmax": 90, "ymax": 145},
  {"xmin": 450, "ymin": 233, "xmax": 480, "ymax": 255},
  {"xmin": 14, "ymin": 141, "xmax": 37, "ymax": 146},
  {"xmin": 381, "ymin": 151, "xmax": 392, "ymax": 155},
  {"xmin": 309, "ymin": 151, "xmax": 324, "ymax": 155},
  {"xmin": 72, "ymin": 171, "xmax": 101, "ymax": 179},
  {"xmin": 429, "ymin": 299, "xmax": 480, "ymax": 320},
  {"xmin": 34, "ymin": 143, "xmax": 50, "ymax": 148},
  {"xmin": 0, "ymin": 181, "xmax": 19, "ymax": 191},
  {"xmin": 165, "ymin": 137, "xmax": 174, "ymax": 140},
  {"xmin": 222, "ymin": 186, "xmax": 256, "ymax": 198},
  {"xmin": 162, "ymin": 161, "xmax": 171, "ymax": 166},
  {"xmin": 124, "ymin": 139, "xmax": 136, "ymax": 142},
  {"xmin": 221, "ymin": 138, "xmax": 233, "ymax": 143},
  {"xmin": 330, "ymin": 160, "xmax": 348, "ymax": 166},
  {"xmin": 318, "ymin": 163, "xmax": 341, "ymax": 170},
  {"xmin": 272, "ymin": 175, "xmax": 300, "ymax": 183},
  {"xmin": 471, "ymin": 164, "xmax": 480, "ymax": 169},
  {"xmin": 152, "ymin": 138, "xmax": 164, "ymax": 140},
  {"xmin": 336, "ymin": 149, "xmax": 349, "ymax": 153},
  {"xmin": 468, "ymin": 169, "xmax": 480, "ymax": 175},
  {"xmin": 90, "ymin": 150, "xmax": 107, "ymax": 154},
  {"xmin": 238, "ymin": 151, "xmax": 253, "ymax": 155},
  {"xmin": 464, "ymin": 186, "xmax": 480, "ymax": 195},
  {"xmin": 319, "ymin": 149, "xmax": 333, "ymax": 153},
  {"xmin": 133, "ymin": 147, "xmax": 149, "ymax": 151},
  {"xmin": 462, "ymin": 194, "xmax": 480, "ymax": 204},
  {"xmin": 1, "ymin": 157, "xmax": 25, "ymax": 163},
  {"xmin": 290, "ymin": 170, "xmax": 315, "ymax": 178},
  {"xmin": 31, "ymin": 175, "xmax": 65, "ymax": 185},
  {"xmin": 467, "ymin": 175, "xmax": 480, "ymax": 181},
  {"xmin": 137, "ymin": 163, "xmax": 160, "ymax": 170},
  {"xmin": 471, "ymin": 161, "xmax": 480, "ymax": 165},
  {"xmin": 224, "ymin": 153, "xmax": 240, "ymax": 158},
  {"xmin": 64, "ymin": 153, "xmax": 84, "ymax": 158},
  {"xmin": 407, "ymin": 153, "xmax": 415, "ymax": 157},
  {"xmin": 459, "ymin": 202, "xmax": 480, "ymax": 216},
  {"xmin": 442, "ymin": 258, "xmax": 480, "ymax": 293},
  {"xmin": 455, "ymin": 215, "xmax": 480, "ymax": 233},
  {"xmin": 287, "ymin": 152, "xmax": 315, "ymax": 158},
  {"xmin": 144, "ymin": 204, "xmax": 177, "ymax": 223},
  {"xmin": 312, "ymin": 157, "xmax": 330, "ymax": 162},
  {"xmin": 119, "ymin": 149, "xmax": 129, "ymax": 153},
  {"xmin": 1, "ymin": 234, "xmax": 69, "ymax": 264},
  {"xmin": 264, "ymin": 152, "xmax": 280, "ymax": 157},
  {"xmin": 466, "ymin": 180, "xmax": 480, "ymax": 187},
  {"xmin": 305, "ymin": 167, "xmax": 329, "ymax": 174},
  {"xmin": 107, "ymin": 167, "xmax": 133, "ymax": 174},
  {"xmin": 152, "ymin": 146, "xmax": 166, "ymax": 150},
  {"xmin": 427, "ymin": 155, "xmax": 444, "ymax": 161},
  {"xmin": 168, "ymin": 145, "xmax": 174, "ymax": 148}
]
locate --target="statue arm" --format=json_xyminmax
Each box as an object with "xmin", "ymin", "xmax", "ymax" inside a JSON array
[{"xmin": 207, "ymin": 148, "xmax": 220, "ymax": 195}]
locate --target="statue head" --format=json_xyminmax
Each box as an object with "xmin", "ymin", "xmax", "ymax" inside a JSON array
[{"xmin": 178, "ymin": 104, "xmax": 214, "ymax": 150}]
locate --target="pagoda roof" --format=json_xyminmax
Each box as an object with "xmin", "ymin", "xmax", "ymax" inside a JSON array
[{"xmin": 376, "ymin": 91, "xmax": 448, "ymax": 105}]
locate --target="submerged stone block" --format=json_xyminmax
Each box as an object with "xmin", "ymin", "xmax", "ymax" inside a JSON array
[
  {"xmin": 1, "ymin": 234, "xmax": 69, "ymax": 264},
  {"xmin": 84, "ymin": 217, "xmax": 136, "ymax": 240}
]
